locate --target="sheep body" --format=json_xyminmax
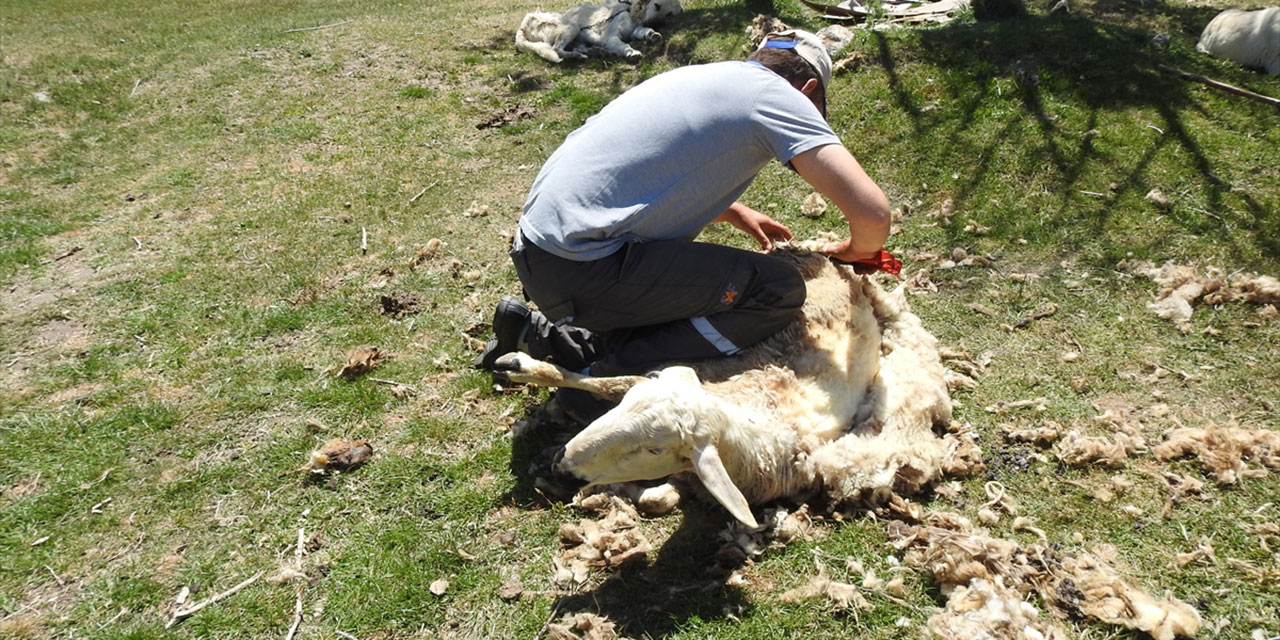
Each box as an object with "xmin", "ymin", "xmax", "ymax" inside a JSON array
[
  {"xmin": 1196, "ymin": 7, "xmax": 1280, "ymax": 75},
  {"xmin": 515, "ymin": 0, "xmax": 681, "ymax": 63},
  {"xmin": 497, "ymin": 247, "xmax": 953, "ymax": 526}
]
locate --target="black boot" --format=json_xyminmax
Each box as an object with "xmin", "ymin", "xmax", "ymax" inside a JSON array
[{"xmin": 474, "ymin": 296, "xmax": 532, "ymax": 370}]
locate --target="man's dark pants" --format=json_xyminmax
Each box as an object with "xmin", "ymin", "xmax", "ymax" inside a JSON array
[{"xmin": 510, "ymin": 236, "xmax": 805, "ymax": 375}]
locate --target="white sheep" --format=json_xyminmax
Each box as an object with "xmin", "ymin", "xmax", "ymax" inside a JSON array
[
  {"xmin": 515, "ymin": 0, "xmax": 683, "ymax": 63},
  {"xmin": 495, "ymin": 248, "xmax": 954, "ymax": 527},
  {"xmin": 1196, "ymin": 7, "xmax": 1280, "ymax": 76}
]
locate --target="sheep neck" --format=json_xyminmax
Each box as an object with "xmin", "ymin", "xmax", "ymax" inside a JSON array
[{"xmin": 711, "ymin": 401, "xmax": 808, "ymax": 503}]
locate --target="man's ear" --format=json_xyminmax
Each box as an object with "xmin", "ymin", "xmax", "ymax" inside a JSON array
[{"xmin": 799, "ymin": 77, "xmax": 820, "ymax": 97}]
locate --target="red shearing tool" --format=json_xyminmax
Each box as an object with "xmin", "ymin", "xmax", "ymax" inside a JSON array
[{"xmin": 831, "ymin": 249, "xmax": 902, "ymax": 275}]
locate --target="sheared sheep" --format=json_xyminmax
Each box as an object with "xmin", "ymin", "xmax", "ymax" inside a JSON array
[
  {"xmin": 515, "ymin": 0, "xmax": 682, "ymax": 63},
  {"xmin": 494, "ymin": 247, "xmax": 956, "ymax": 527},
  {"xmin": 1196, "ymin": 7, "xmax": 1280, "ymax": 76}
]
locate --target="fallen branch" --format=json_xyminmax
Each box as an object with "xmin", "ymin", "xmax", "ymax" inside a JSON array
[
  {"xmin": 285, "ymin": 527, "xmax": 306, "ymax": 640},
  {"xmin": 534, "ymin": 597, "xmax": 566, "ymax": 640},
  {"xmin": 281, "ymin": 19, "xmax": 353, "ymax": 34},
  {"xmin": 1157, "ymin": 64, "xmax": 1280, "ymax": 108},
  {"xmin": 368, "ymin": 377, "xmax": 418, "ymax": 395},
  {"xmin": 284, "ymin": 592, "xmax": 303, "ymax": 640},
  {"xmin": 165, "ymin": 571, "xmax": 264, "ymax": 629},
  {"xmin": 409, "ymin": 181, "xmax": 438, "ymax": 203},
  {"xmin": 40, "ymin": 246, "xmax": 83, "ymax": 265}
]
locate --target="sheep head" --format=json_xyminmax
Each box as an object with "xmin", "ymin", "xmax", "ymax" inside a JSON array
[
  {"xmin": 558, "ymin": 366, "xmax": 759, "ymax": 528},
  {"xmin": 635, "ymin": 0, "xmax": 682, "ymax": 26}
]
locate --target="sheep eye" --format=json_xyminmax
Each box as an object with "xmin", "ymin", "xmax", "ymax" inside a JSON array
[
  {"xmin": 647, "ymin": 447, "xmax": 663, "ymax": 455},
  {"xmin": 654, "ymin": 3, "xmax": 662, "ymax": 9}
]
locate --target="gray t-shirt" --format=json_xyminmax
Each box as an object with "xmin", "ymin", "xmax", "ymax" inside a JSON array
[{"xmin": 518, "ymin": 60, "xmax": 842, "ymax": 261}]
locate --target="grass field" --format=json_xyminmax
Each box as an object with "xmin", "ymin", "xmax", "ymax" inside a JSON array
[{"xmin": 2, "ymin": 0, "xmax": 1278, "ymax": 638}]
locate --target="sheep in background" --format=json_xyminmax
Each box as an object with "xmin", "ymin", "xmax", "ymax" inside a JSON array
[
  {"xmin": 515, "ymin": 0, "xmax": 683, "ymax": 63},
  {"xmin": 494, "ymin": 247, "xmax": 958, "ymax": 528},
  {"xmin": 1196, "ymin": 7, "xmax": 1280, "ymax": 76}
]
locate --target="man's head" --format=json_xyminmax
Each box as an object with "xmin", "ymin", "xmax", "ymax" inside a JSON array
[{"xmin": 748, "ymin": 29, "xmax": 832, "ymax": 118}]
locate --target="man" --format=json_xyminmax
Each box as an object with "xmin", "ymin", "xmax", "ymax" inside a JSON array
[{"xmin": 478, "ymin": 30, "xmax": 891, "ymax": 409}]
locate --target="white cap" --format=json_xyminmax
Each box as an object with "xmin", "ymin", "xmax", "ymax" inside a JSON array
[{"xmin": 759, "ymin": 29, "xmax": 832, "ymax": 91}]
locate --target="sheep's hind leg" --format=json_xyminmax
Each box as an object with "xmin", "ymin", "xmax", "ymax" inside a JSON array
[
  {"xmin": 600, "ymin": 34, "xmax": 643, "ymax": 61},
  {"xmin": 492, "ymin": 352, "xmax": 644, "ymax": 403}
]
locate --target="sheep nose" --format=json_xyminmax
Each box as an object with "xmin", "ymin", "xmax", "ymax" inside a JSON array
[{"xmin": 550, "ymin": 445, "xmax": 568, "ymax": 473}]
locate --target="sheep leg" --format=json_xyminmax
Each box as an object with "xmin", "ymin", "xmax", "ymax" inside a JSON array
[
  {"xmin": 599, "ymin": 31, "xmax": 642, "ymax": 61},
  {"xmin": 629, "ymin": 26, "xmax": 661, "ymax": 42},
  {"xmin": 492, "ymin": 352, "xmax": 645, "ymax": 403}
]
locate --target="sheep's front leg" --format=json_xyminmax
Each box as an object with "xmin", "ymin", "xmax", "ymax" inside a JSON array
[
  {"xmin": 629, "ymin": 26, "xmax": 662, "ymax": 42},
  {"xmin": 492, "ymin": 352, "xmax": 645, "ymax": 403}
]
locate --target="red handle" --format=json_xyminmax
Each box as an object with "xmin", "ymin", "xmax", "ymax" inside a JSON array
[{"xmin": 832, "ymin": 250, "xmax": 902, "ymax": 275}]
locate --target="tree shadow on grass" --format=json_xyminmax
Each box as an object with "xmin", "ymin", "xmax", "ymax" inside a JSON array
[
  {"xmin": 878, "ymin": 11, "xmax": 1279, "ymax": 264},
  {"xmin": 477, "ymin": 0, "xmax": 1278, "ymax": 265}
]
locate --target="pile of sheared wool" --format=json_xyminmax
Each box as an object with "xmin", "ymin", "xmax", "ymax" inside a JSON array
[
  {"xmin": 1152, "ymin": 425, "xmax": 1280, "ymax": 483},
  {"xmin": 1130, "ymin": 262, "xmax": 1280, "ymax": 332},
  {"xmin": 780, "ymin": 574, "xmax": 872, "ymax": 612},
  {"xmin": 927, "ymin": 577, "xmax": 1068, "ymax": 640},
  {"xmin": 545, "ymin": 613, "xmax": 625, "ymax": 640},
  {"xmin": 553, "ymin": 496, "xmax": 651, "ymax": 587},
  {"xmin": 744, "ymin": 14, "xmax": 789, "ymax": 48},
  {"xmin": 888, "ymin": 512, "xmax": 1202, "ymax": 640},
  {"xmin": 1054, "ymin": 429, "xmax": 1146, "ymax": 467}
]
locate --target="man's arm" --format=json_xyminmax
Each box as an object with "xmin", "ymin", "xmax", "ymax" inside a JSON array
[
  {"xmin": 713, "ymin": 202, "xmax": 793, "ymax": 251},
  {"xmin": 790, "ymin": 144, "xmax": 891, "ymax": 262}
]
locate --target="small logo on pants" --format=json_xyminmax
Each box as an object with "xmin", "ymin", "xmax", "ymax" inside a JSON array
[{"xmin": 720, "ymin": 283, "xmax": 739, "ymax": 305}]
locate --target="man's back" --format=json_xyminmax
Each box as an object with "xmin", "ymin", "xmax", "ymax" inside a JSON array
[{"xmin": 519, "ymin": 61, "xmax": 838, "ymax": 261}]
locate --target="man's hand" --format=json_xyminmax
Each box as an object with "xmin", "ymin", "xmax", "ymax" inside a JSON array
[
  {"xmin": 819, "ymin": 237, "xmax": 879, "ymax": 264},
  {"xmin": 715, "ymin": 203, "xmax": 793, "ymax": 251}
]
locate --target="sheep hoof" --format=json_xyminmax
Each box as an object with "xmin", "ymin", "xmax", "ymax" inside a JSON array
[
  {"xmin": 492, "ymin": 352, "xmax": 528, "ymax": 374},
  {"xmin": 645, "ymin": 31, "xmax": 662, "ymax": 43}
]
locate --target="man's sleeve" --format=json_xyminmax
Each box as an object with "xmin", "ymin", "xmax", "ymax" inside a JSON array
[{"xmin": 750, "ymin": 80, "xmax": 843, "ymax": 166}]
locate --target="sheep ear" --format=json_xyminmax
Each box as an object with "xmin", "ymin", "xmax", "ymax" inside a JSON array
[{"xmin": 691, "ymin": 444, "xmax": 758, "ymax": 528}]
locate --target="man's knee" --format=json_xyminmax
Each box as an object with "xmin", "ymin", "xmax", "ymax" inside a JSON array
[{"xmin": 751, "ymin": 256, "xmax": 806, "ymax": 312}]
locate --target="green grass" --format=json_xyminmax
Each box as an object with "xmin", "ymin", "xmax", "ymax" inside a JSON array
[{"xmin": 1, "ymin": 0, "xmax": 1279, "ymax": 637}]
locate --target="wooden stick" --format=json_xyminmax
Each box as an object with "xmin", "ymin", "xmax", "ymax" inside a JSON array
[
  {"xmin": 284, "ymin": 593, "xmax": 303, "ymax": 640},
  {"xmin": 129, "ymin": 79, "xmax": 141, "ymax": 97},
  {"xmin": 533, "ymin": 598, "xmax": 566, "ymax": 640},
  {"xmin": 40, "ymin": 246, "xmax": 82, "ymax": 265},
  {"xmin": 1157, "ymin": 64, "xmax": 1280, "ymax": 108},
  {"xmin": 165, "ymin": 571, "xmax": 264, "ymax": 628},
  {"xmin": 360, "ymin": 227, "xmax": 368, "ymax": 255},
  {"xmin": 283, "ymin": 527, "xmax": 305, "ymax": 640},
  {"xmin": 409, "ymin": 181, "xmax": 438, "ymax": 203},
  {"xmin": 368, "ymin": 377, "xmax": 418, "ymax": 394},
  {"xmin": 336, "ymin": 631, "xmax": 360, "ymax": 640},
  {"xmin": 281, "ymin": 19, "xmax": 353, "ymax": 34}
]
